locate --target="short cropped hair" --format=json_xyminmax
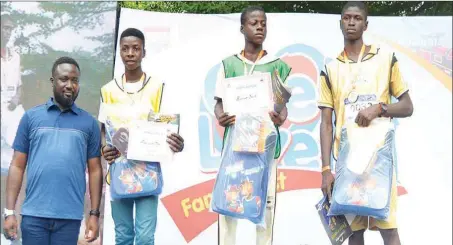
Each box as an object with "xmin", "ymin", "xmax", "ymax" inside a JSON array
[
  {"xmin": 120, "ymin": 28, "xmax": 145, "ymax": 48},
  {"xmin": 240, "ymin": 6, "xmax": 265, "ymax": 25},
  {"xmin": 341, "ymin": 1, "xmax": 368, "ymax": 19},
  {"xmin": 52, "ymin": 56, "xmax": 80, "ymax": 75}
]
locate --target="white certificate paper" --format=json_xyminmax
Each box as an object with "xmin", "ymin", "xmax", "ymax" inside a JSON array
[
  {"xmin": 127, "ymin": 120, "xmax": 179, "ymax": 163},
  {"xmin": 223, "ymin": 72, "xmax": 273, "ymax": 115}
]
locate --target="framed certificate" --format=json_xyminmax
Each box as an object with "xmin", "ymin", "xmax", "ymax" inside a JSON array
[
  {"xmin": 223, "ymin": 72, "xmax": 273, "ymax": 115},
  {"xmin": 127, "ymin": 120, "xmax": 179, "ymax": 163}
]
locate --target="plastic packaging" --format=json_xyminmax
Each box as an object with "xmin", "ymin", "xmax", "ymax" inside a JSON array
[
  {"xmin": 232, "ymin": 114, "xmax": 268, "ymax": 153},
  {"xmin": 211, "ymin": 111, "xmax": 277, "ymax": 225},
  {"xmin": 328, "ymin": 119, "xmax": 395, "ymax": 220},
  {"xmin": 271, "ymin": 69, "xmax": 292, "ymax": 113},
  {"xmin": 103, "ymin": 104, "xmax": 164, "ymax": 199}
]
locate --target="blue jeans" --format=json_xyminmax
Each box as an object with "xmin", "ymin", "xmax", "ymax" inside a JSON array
[
  {"xmin": 111, "ymin": 195, "xmax": 158, "ymax": 245},
  {"xmin": 21, "ymin": 215, "xmax": 81, "ymax": 245}
]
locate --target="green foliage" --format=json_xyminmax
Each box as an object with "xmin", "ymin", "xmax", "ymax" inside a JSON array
[{"xmin": 118, "ymin": 1, "xmax": 452, "ymax": 16}]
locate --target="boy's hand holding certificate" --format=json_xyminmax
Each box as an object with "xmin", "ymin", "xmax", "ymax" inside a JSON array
[
  {"xmin": 127, "ymin": 120, "xmax": 179, "ymax": 163},
  {"xmin": 100, "ymin": 102, "xmax": 181, "ymax": 163}
]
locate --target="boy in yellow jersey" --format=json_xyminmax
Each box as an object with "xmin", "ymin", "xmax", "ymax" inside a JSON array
[
  {"xmin": 318, "ymin": 2, "xmax": 414, "ymax": 245},
  {"xmin": 214, "ymin": 6, "xmax": 291, "ymax": 245},
  {"xmin": 98, "ymin": 28, "xmax": 184, "ymax": 245}
]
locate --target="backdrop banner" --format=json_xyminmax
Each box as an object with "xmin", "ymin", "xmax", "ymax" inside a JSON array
[
  {"xmin": 102, "ymin": 7, "xmax": 452, "ymax": 245},
  {"xmin": 0, "ymin": 2, "xmax": 118, "ymax": 245}
]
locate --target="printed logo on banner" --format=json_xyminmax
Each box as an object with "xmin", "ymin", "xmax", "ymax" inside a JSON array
[{"xmin": 161, "ymin": 43, "xmax": 408, "ymax": 243}]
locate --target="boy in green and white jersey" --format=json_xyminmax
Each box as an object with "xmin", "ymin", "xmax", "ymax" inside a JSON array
[{"xmin": 213, "ymin": 6, "xmax": 292, "ymax": 245}]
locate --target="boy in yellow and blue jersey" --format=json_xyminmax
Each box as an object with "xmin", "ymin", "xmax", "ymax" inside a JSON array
[
  {"xmin": 318, "ymin": 2, "xmax": 414, "ymax": 245},
  {"xmin": 98, "ymin": 28, "xmax": 184, "ymax": 245}
]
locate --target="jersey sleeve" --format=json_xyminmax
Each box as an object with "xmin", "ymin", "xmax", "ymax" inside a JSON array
[
  {"xmin": 278, "ymin": 60, "xmax": 292, "ymax": 83},
  {"xmin": 98, "ymin": 88, "xmax": 107, "ymax": 124},
  {"xmin": 87, "ymin": 118, "xmax": 102, "ymax": 159},
  {"xmin": 158, "ymin": 79, "xmax": 178, "ymax": 114},
  {"xmin": 389, "ymin": 53, "xmax": 409, "ymax": 98},
  {"xmin": 214, "ymin": 62, "xmax": 226, "ymax": 100},
  {"xmin": 317, "ymin": 68, "xmax": 334, "ymax": 109},
  {"xmin": 12, "ymin": 112, "xmax": 30, "ymax": 154},
  {"xmin": 150, "ymin": 78, "xmax": 164, "ymax": 113}
]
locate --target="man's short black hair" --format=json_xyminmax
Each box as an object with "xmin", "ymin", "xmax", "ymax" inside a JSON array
[
  {"xmin": 120, "ymin": 28, "xmax": 145, "ymax": 48},
  {"xmin": 341, "ymin": 1, "xmax": 368, "ymax": 19},
  {"xmin": 240, "ymin": 6, "xmax": 266, "ymax": 25},
  {"xmin": 52, "ymin": 56, "xmax": 80, "ymax": 76}
]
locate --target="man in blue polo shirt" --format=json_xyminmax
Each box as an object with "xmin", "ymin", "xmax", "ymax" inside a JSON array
[{"xmin": 2, "ymin": 57, "xmax": 103, "ymax": 245}]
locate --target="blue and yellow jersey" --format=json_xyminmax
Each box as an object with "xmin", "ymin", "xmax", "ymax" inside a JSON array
[{"xmin": 318, "ymin": 45, "xmax": 409, "ymax": 159}]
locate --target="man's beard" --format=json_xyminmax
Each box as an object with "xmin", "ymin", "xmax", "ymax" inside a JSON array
[{"xmin": 54, "ymin": 90, "xmax": 78, "ymax": 109}]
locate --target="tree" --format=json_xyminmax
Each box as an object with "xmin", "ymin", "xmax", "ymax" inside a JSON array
[
  {"xmin": 118, "ymin": 1, "xmax": 452, "ymax": 16},
  {"xmin": 1, "ymin": 2, "xmax": 117, "ymax": 115}
]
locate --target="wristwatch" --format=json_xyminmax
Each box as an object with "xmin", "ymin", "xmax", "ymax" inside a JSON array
[
  {"xmin": 3, "ymin": 208, "xmax": 15, "ymax": 219},
  {"xmin": 89, "ymin": 209, "xmax": 100, "ymax": 217},
  {"xmin": 379, "ymin": 102, "xmax": 388, "ymax": 117}
]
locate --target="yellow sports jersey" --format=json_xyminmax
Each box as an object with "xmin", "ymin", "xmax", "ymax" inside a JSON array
[
  {"xmin": 99, "ymin": 72, "xmax": 164, "ymax": 184},
  {"xmin": 318, "ymin": 45, "xmax": 408, "ymax": 159},
  {"xmin": 99, "ymin": 73, "xmax": 164, "ymax": 120}
]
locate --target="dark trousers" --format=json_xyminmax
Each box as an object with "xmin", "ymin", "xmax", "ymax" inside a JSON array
[{"xmin": 21, "ymin": 215, "xmax": 81, "ymax": 245}]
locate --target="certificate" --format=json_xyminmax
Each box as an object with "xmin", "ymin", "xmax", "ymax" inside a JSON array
[
  {"xmin": 127, "ymin": 120, "xmax": 179, "ymax": 163},
  {"xmin": 223, "ymin": 73, "xmax": 273, "ymax": 115}
]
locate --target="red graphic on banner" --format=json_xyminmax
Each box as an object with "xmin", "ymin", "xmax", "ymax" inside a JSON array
[
  {"xmin": 161, "ymin": 169, "xmax": 408, "ymax": 243},
  {"xmin": 161, "ymin": 179, "xmax": 217, "ymax": 243},
  {"xmin": 281, "ymin": 55, "xmax": 318, "ymax": 81}
]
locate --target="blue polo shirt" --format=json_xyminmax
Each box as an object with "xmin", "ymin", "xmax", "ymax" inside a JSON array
[{"xmin": 12, "ymin": 98, "xmax": 101, "ymax": 220}]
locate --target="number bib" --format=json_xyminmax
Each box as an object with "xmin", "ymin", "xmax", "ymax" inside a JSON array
[{"xmin": 344, "ymin": 94, "xmax": 378, "ymax": 123}]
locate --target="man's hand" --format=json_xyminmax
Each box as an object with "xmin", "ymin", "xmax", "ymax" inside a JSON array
[
  {"xmin": 355, "ymin": 104, "xmax": 381, "ymax": 127},
  {"xmin": 101, "ymin": 145, "xmax": 120, "ymax": 165},
  {"xmin": 321, "ymin": 171, "xmax": 335, "ymax": 201},
  {"xmin": 3, "ymin": 215, "xmax": 18, "ymax": 241},
  {"xmin": 84, "ymin": 215, "xmax": 99, "ymax": 243},
  {"xmin": 217, "ymin": 113, "xmax": 235, "ymax": 127},
  {"xmin": 269, "ymin": 111, "xmax": 285, "ymax": 126},
  {"xmin": 167, "ymin": 133, "xmax": 184, "ymax": 153}
]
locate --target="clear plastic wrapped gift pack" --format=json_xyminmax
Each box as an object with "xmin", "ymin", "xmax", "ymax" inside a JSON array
[
  {"xmin": 211, "ymin": 111, "xmax": 277, "ymax": 226},
  {"xmin": 328, "ymin": 119, "xmax": 395, "ymax": 220},
  {"xmin": 102, "ymin": 104, "xmax": 163, "ymax": 199}
]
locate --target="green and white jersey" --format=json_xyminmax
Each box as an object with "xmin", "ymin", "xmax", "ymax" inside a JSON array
[{"xmin": 214, "ymin": 52, "xmax": 292, "ymax": 159}]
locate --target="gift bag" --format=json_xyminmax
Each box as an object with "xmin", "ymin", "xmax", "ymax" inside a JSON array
[
  {"xmin": 103, "ymin": 104, "xmax": 164, "ymax": 199},
  {"xmin": 211, "ymin": 111, "xmax": 277, "ymax": 225},
  {"xmin": 328, "ymin": 119, "xmax": 395, "ymax": 220}
]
